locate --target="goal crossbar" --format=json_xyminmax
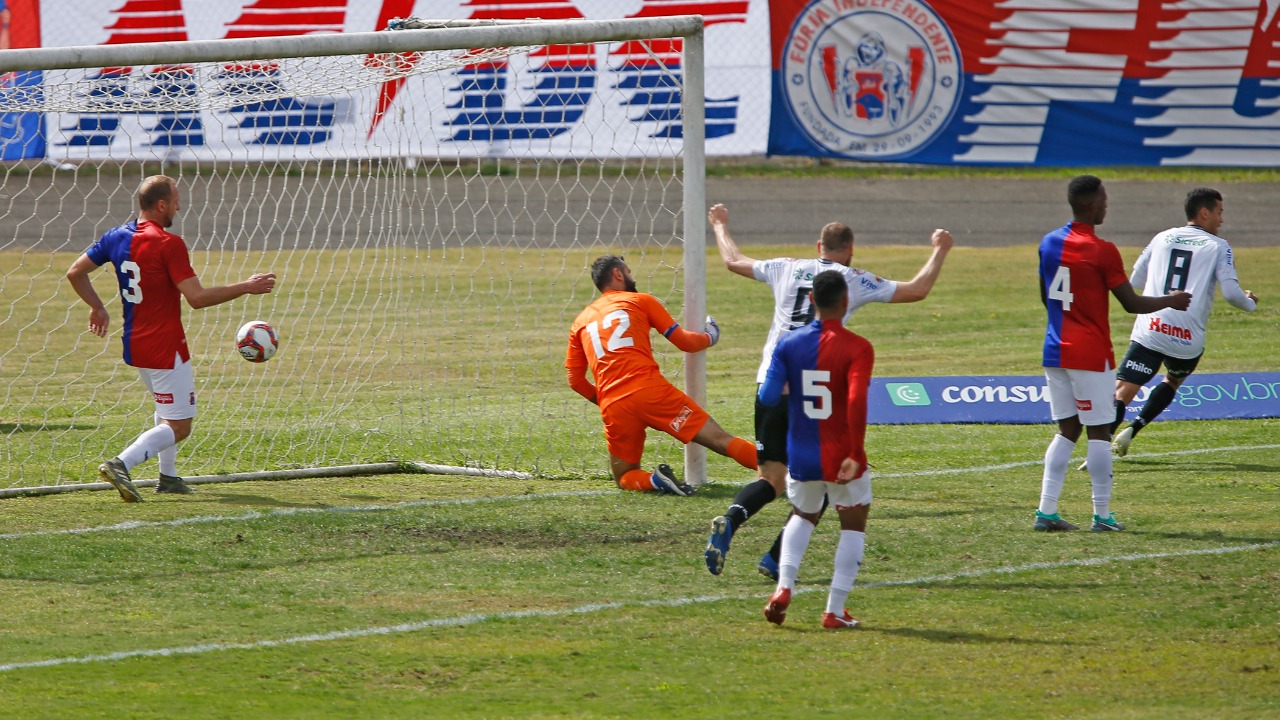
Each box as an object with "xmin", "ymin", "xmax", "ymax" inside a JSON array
[{"xmin": 0, "ymin": 17, "xmax": 705, "ymax": 73}]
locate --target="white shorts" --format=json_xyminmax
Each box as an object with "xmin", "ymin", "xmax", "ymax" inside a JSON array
[
  {"xmin": 786, "ymin": 470, "xmax": 873, "ymax": 514},
  {"xmin": 137, "ymin": 354, "xmax": 197, "ymax": 421},
  {"xmin": 1044, "ymin": 365, "xmax": 1113, "ymax": 426}
]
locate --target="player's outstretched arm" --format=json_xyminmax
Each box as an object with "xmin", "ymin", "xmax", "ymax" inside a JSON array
[
  {"xmin": 1111, "ymin": 282, "xmax": 1192, "ymax": 314},
  {"xmin": 178, "ymin": 272, "xmax": 276, "ymax": 309},
  {"xmin": 890, "ymin": 229, "xmax": 953, "ymax": 303},
  {"xmin": 65, "ymin": 253, "xmax": 110, "ymax": 338},
  {"xmin": 708, "ymin": 203, "xmax": 757, "ymax": 278}
]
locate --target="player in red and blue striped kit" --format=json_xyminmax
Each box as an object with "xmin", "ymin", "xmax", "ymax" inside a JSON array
[
  {"xmin": 757, "ymin": 270, "xmax": 874, "ymax": 630},
  {"xmin": 66, "ymin": 175, "xmax": 276, "ymax": 502},
  {"xmin": 1034, "ymin": 175, "xmax": 1190, "ymax": 532}
]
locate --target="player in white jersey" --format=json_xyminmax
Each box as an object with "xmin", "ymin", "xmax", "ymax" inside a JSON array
[
  {"xmin": 702, "ymin": 203, "xmax": 952, "ymax": 578},
  {"xmin": 1110, "ymin": 187, "xmax": 1258, "ymax": 455}
]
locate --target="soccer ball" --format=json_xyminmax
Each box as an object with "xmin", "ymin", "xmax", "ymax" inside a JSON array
[{"xmin": 235, "ymin": 320, "xmax": 278, "ymax": 363}]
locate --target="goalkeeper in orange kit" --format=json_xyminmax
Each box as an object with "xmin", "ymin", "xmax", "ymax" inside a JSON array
[{"xmin": 566, "ymin": 255, "xmax": 759, "ymax": 495}]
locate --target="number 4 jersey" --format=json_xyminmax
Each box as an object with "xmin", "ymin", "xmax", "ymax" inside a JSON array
[
  {"xmin": 1128, "ymin": 225, "xmax": 1256, "ymax": 359},
  {"xmin": 752, "ymin": 258, "xmax": 895, "ymax": 384},
  {"xmin": 1038, "ymin": 221, "xmax": 1129, "ymax": 372},
  {"xmin": 86, "ymin": 219, "xmax": 197, "ymax": 369},
  {"xmin": 759, "ymin": 318, "xmax": 874, "ymax": 482}
]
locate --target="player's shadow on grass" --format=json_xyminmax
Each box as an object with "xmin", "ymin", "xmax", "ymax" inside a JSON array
[
  {"xmin": 0, "ymin": 421, "xmax": 80, "ymax": 433},
  {"xmin": 191, "ymin": 492, "xmax": 334, "ymax": 509},
  {"xmin": 875, "ymin": 508, "xmax": 972, "ymax": 521},
  {"xmin": 1120, "ymin": 458, "xmax": 1280, "ymax": 474},
  {"xmin": 1132, "ymin": 529, "xmax": 1280, "ymax": 545},
  {"xmin": 868, "ymin": 626, "xmax": 1068, "ymax": 646}
]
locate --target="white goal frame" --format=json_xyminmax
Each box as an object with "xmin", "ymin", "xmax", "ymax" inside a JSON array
[{"xmin": 0, "ymin": 16, "xmax": 708, "ymax": 496}]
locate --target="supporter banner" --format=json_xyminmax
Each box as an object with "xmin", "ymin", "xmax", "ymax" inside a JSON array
[
  {"xmin": 1, "ymin": 0, "xmax": 44, "ymax": 161},
  {"xmin": 34, "ymin": 0, "xmax": 770, "ymax": 162},
  {"xmin": 870, "ymin": 373, "xmax": 1280, "ymax": 425},
  {"xmin": 769, "ymin": 0, "xmax": 1280, "ymax": 166}
]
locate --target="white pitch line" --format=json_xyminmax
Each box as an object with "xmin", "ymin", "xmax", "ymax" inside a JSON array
[
  {"xmin": 3, "ymin": 443, "xmax": 1277, "ymax": 542},
  {"xmin": 1, "ymin": 540, "xmax": 1275, "ymax": 674}
]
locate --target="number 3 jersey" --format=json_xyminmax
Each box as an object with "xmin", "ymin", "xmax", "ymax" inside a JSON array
[
  {"xmin": 752, "ymin": 258, "xmax": 895, "ymax": 384},
  {"xmin": 1038, "ymin": 221, "xmax": 1128, "ymax": 372},
  {"xmin": 1128, "ymin": 226, "xmax": 1256, "ymax": 359},
  {"xmin": 565, "ymin": 290, "xmax": 710, "ymax": 410},
  {"xmin": 86, "ymin": 220, "xmax": 197, "ymax": 369},
  {"xmin": 759, "ymin": 318, "xmax": 874, "ymax": 482}
]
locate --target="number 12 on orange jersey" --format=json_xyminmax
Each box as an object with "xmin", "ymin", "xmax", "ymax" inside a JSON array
[{"xmin": 584, "ymin": 310, "xmax": 634, "ymax": 358}]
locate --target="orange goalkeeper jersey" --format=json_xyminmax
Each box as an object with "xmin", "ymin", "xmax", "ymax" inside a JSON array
[{"xmin": 566, "ymin": 290, "xmax": 711, "ymax": 410}]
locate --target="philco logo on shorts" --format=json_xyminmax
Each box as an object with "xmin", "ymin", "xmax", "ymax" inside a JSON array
[
  {"xmin": 670, "ymin": 406, "xmax": 693, "ymax": 433},
  {"xmin": 780, "ymin": 0, "xmax": 962, "ymax": 160},
  {"xmin": 1075, "ymin": 399, "xmax": 1093, "ymax": 411},
  {"xmin": 154, "ymin": 392, "xmax": 174, "ymax": 404},
  {"xmin": 1125, "ymin": 359, "xmax": 1154, "ymax": 375}
]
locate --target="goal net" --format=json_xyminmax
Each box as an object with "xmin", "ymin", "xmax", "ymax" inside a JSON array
[{"xmin": 0, "ymin": 17, "xmax": 710, "ymax": 495}]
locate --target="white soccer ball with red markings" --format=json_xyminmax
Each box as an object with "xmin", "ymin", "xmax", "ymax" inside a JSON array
[{"xmin": 235, "ymin": 320, "xmax": 278, "ymax": 363}]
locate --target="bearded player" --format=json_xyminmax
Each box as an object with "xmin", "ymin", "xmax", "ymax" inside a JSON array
[{"xmin": 566, "ymin": 255, "xmax": 758, "ymax": 495}]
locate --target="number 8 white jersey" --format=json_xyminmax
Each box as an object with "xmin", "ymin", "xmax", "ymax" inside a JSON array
[
  {"xmin": 1129, "ymin": 226, "xmax": 1256, "ymax": 359},
  {"xmin": 751, "ymin": 258, "xmax": 896, "ymax": 383}
]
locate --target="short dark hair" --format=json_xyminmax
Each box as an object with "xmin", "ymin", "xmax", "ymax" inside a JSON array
[
  {"xmin": 1184, "ymin": 187, "xmax": 1222, "ymax": 221},
  {"xmin": 820, "ymin": 222, "xmax": 854, "ymax": 253},
  {"xmin": 590, "ymin": 255, "xmax": 627, "ymax": 291},
  {"xmin": 811, "ymin": 270, "xmax": 848, "ymax": 311},
  {"xmin": 137, "ymin": 175, "xmax": 177, "ymax": 211},
  {"xmin": 1067, "ymin": 174, "xmax": 1103, "ymax": 214}
]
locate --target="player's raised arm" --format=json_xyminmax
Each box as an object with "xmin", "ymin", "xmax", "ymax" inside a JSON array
[
  {"xmin": 890, "ymin": 228, "xmax": 953, "ymax": 303},
  {"xmin": 708, "ymin": 203, "xmax": 758, "ymax": 278},
  {"xmin": 178, "ymin": 272, "xmax": 276, "ymax": 310},
  {"xmin": 65, "ymin": 253, "xmax": 111, "ymax": 338}
]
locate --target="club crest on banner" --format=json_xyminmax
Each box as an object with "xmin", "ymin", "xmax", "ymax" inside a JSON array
[{"xmin": 780, "ymin": 0, "xmax": 961, "ymax": 159}]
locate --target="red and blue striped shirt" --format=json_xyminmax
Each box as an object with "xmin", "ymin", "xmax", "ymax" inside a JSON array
[
  {"xmin": 1038, "ymin": 221, "xmax": 1128, "ymax": 372},
  {"xmin": 86, "ymin": 220, "xmax": 197, "ymax": 369},
  {"xmin": 759, "ymin": 318, "xmax": 873, "ymax": 482}
]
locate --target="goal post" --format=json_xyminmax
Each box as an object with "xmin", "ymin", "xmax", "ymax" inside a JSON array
[{"xmin": 0, "ymin": 16, "xmax": 712, "ymax": 495}]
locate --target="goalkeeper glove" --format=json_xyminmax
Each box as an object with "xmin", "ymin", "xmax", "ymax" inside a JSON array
[{"xmin": 705, "ymin": 315, "xmax": 721, "ymax": 346}]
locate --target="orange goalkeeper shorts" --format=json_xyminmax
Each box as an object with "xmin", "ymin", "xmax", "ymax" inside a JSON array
[{"xmin": 600, "ymin": 382, "xmax": 710, "ymax": 465}]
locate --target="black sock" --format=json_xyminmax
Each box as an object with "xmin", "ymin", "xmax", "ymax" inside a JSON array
[
  {"xmin": 1110, "ymin": 397, "xmax": 1127, "ymax": 434},
  {"xmin": 725, "ymin": 479, "xmax": 777, "ymax": 531},
  {"xmin": 1133, "ymin": 382, "xmax": 1177, "ymax": 437}
]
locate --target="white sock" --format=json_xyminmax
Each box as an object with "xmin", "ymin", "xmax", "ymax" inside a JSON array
[
  {"xmin": 1087, "ymin": 439, "xmax": 1114, "ymax": 518},
  {"xmin": 155, "ymin": 414, "xmax": 178, "ymax": 477},
  {"xmin": 826, "ymin": 530, "xmax": 865, "ymax": 615},
  {"xmin": 1038, "ymin": 434, "xmax": 1075, "ymax": 515},
  {"xmin": 777, "ymin": 514, "xmax": 815, "ymax": 591},
  {"xmin": 118, "ymin": 424, "xmax": 177, "ymax": 471}
]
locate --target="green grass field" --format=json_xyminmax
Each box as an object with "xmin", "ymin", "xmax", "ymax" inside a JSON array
[{"xmin": 1, "ymin": 241, "xmax": 1277, "ymax": 718}]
